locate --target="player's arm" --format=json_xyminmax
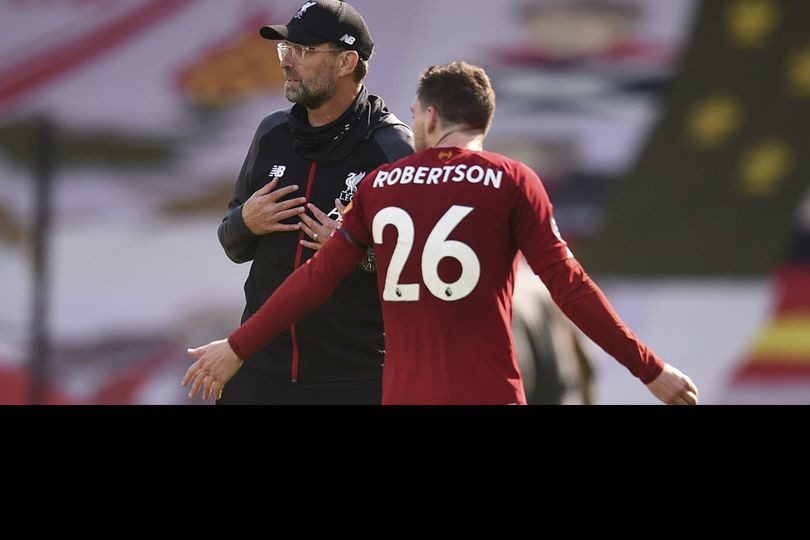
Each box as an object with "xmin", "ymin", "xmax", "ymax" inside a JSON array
[
  {"xmin": 182, "ymin": 232, "xmax": 366, "ymax": 400},
  {"xmin": 218, "ymin": 113, "xmax": 293, "ymax": 263},
  {"xmin": 217, "ymin": 125, "xmax": 262, "ymax": 263},
  {"xmin": 534, "ymin": 258, "xmax": 696, "ymax": 404},
  {"xmin": 511, "ymin": 165, "xmax": 698, "ymax": 405}
]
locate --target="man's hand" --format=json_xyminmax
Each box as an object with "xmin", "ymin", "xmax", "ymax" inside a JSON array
[
  {"xmin": 242, "ymin": 177, "xmax": 308, "ymax": 235},
  {"xmin": 299, "ymin": 199, "xmax": 346, "ymax": 251},
  {"xmin": 646, "ymin": 363, "xmax": 699, "ymax": 405},
  {"xmin": 181, "ymin": 339, "xmax": 244, "ymax": 401}
]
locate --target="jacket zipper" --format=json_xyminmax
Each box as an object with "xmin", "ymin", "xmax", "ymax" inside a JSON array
[{"xmin": 290, "ymin": 161, "xmax": 319, "ymax": 383}]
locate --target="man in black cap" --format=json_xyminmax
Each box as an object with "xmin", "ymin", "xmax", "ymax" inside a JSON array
[{"xmin": 211, "ymin": 1, "xmax": 414, "ymax": 404}]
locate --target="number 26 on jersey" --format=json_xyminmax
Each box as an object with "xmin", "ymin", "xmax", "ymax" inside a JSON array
[{"xmin": 372, "ymin": 205, "xmax": 480, "ymax": 302}]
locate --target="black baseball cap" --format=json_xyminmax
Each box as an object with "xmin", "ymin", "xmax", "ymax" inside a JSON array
[{"xmin": 260, "ymin": 0, "xmax": 374, "ymax": 60}]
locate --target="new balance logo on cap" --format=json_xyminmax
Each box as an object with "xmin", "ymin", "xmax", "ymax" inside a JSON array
[
  {"xmin": 294, "ymin": 1, "xmax": 317, "ymax": 19},
  {"xmin": 339, "ymin": 34, "xmax": 356, "ymax": 45}
]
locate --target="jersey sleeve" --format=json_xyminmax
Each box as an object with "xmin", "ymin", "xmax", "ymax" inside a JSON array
[
  {"xmin": 537, "ymin": 258, "xmax": 665, "ymax": 384},
  {"xmin": 510, "ymin": 163, "xmax": 663, "ymax": 384},
  {"xmin": 228, "ymin": 235, "xmax": 366, "ymax": 361},
  {"xmin": 509, "ymin": 163, "xmax": 573, "ymax": 272}
]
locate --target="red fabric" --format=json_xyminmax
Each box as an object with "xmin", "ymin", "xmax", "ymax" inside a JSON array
[{"xmin": 537, "ymin": 258, "xmax": 665, "ymax": 384}]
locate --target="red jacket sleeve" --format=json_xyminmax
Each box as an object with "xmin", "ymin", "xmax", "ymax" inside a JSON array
[
  {"xmin": 227, "ymin": 234, "xmax": 365, "ymax": 360},
  {"xmin": 535, "ymin": 258, "xmax": 665, "ymax": 384}
]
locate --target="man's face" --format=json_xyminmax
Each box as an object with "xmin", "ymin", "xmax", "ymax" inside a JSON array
[
  {"xmin": 280, "ymin": 41, "xmax": 339, "ymax": 109},
  {"xmin": 411, "ymin": 98, "xmax": 429, "ymax": 152}
]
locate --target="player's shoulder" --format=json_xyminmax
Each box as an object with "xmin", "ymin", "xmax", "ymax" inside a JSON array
[
  {"xmin": 256, "ymin": 109, "xmax": 291, "ymax": 137},
  {"xmin": 475, "ymin": 150, "xmax": 531, "ymax": 173},
  {"xmin": 459, "ymin": 150, "xmax": 537, "ymax": 191},
  {"xmin": 370, "ymin": 119, "xmax": 415, "ymax": 163}
]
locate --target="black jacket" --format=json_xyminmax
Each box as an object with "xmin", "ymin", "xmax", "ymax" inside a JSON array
[{"xmin": 218, "ymin": 87, "xmax": 414, "ymax": 386}]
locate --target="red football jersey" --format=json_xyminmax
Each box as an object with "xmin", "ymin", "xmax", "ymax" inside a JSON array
[{"xmin": 338, "ymin": 147, "xmax": 572, "ymax": 404}]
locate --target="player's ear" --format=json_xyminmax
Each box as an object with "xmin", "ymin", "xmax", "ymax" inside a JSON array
[
  {"xmin": 426, "ymin": 105, "xmax": 440, "ymax": 134},
  {"xmin": 338, "ymin": 50, "xmax": 359, "ymax": 77}
]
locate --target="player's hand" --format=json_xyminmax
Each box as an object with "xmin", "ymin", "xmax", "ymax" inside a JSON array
[
  {"xmin": 646, "ymin": 363, "xmax": 699, "ymax": 405},
  {"xmin": 299, "ymin": 199, "xmax": 346, "ymax": 251},
  {"xmin": 241, "ymin": 177, "xmax": 308, "ymax": 235},
  {"xmin": 181, "ymin": 339, "xmax": 244, "ymax": 401}
]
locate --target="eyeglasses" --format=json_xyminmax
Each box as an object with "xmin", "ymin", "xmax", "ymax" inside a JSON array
[{"xmin": 276, "ymin": 42, "xmax": 344, "ymax": 63}]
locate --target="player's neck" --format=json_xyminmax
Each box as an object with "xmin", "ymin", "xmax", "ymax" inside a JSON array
[
  {"xmin": 307, "ymin": 84, "xmax": 363, "ymax": 128},
  {"xmin": 432, "ymin": 129, "xmax": 484, "ymax": 151}
]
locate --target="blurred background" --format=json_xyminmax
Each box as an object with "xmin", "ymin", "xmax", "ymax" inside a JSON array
[{"xmin": 0, "ymin": 0, "xmax": 807, "ymax": 404}]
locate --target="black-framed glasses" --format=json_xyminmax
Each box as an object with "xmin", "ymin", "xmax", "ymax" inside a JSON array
[{"xmin": 276, "ymin": 42, "xmax": 344, "ymax": 62}]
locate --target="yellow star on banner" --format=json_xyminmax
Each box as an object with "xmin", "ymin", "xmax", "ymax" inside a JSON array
[
  {"xmin": 726, "ymin": 0, "xmax": 780, "ymax": 49},
  {"xmin": 687, "ymin": 94, "xmax": 744, "ymax": 148},
  {"xmin": 787, "ymin": 43, "xmax": 810, "ymax": 98},
  {"xmin": 739, "ymin": 138, "xmax": 795, "ymax": 196}
]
